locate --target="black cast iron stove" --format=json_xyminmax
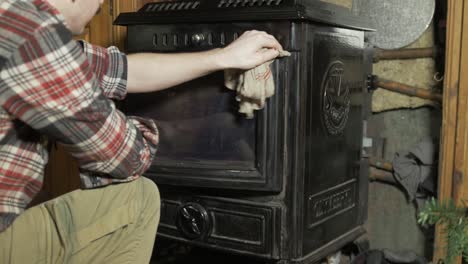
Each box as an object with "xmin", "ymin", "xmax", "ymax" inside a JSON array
[{"xmin": 115, "ymin": 1, "xmax": 372, "ymax": 263}]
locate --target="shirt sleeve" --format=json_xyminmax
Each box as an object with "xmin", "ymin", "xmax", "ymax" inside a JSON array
[
  {"xmin": 78, "ymin": 40, "xmax": 127, "ymax": 100},
  {"xmin": 0, "ymin": 23, "xmax": 158, "ymax": 187}
]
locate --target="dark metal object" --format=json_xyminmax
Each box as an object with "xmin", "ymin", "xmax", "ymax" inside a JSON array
[
  {"xmin": 373, "ymin": 47, "xmax": 438, "ymax": 63},
  {"xmin": 374, "ymin": 77, "xmax": 443, "ymax": 103},
  {"xmin": 176, "ymin": 202, "xmax": 211, "ymax": 239},
  {"xmin": 116, "ymin": 2, "xmax": 372, "ymax": 263},
  {"xmin": 114, "ymin": 0, "xmax": 373, "ymax": 31},
  {"xmin": 366, "ymin": 74, "xmax": 377, "ymax": 92},
  {"xmin": 433, "ymin": 0, "xmax": 447, "ymax": 77}
]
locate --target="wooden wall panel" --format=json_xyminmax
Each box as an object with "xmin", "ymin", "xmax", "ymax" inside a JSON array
[
  {"xmin": 455, "ymin": 1, "xmax": 468, "ymax": 204},
  {"xmin": 436, "ymin": 0, "xmax": 468, "ymax": 263},
  {"xmin": 88, "ymin": 0, "xmax": 114, "ymax": 47}
]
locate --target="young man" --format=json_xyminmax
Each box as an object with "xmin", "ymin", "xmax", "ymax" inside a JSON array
[{"xmin": 0, "ymin": 0, "xmax": 284, "ymax": 263}]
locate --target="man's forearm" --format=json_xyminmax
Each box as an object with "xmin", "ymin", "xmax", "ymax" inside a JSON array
[
  {"xmin": 127, "ymin": 49, "xmax": 224, "ymax": 93},
  {"xmin": 126, "ymin": 31, "xmax": 284, "ymax": 94}
]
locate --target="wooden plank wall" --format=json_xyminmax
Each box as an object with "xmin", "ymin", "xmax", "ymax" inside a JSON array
[
  {"xmin": 453, "ymin": 0, "xmax": 468, "ymax": 204},
  {"xmin": 436, "ymin": 0, "xmax": 468, "ymax": 263}
]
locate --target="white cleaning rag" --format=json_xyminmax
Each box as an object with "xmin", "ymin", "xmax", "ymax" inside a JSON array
[{"xmin": 224, "ymin": 50, "xmax": 291, "ymax": 119}]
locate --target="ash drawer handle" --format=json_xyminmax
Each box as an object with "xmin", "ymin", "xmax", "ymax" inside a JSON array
[{"xmin": 176, "ymin": 202, "xmax": 211, "ymax": 240}]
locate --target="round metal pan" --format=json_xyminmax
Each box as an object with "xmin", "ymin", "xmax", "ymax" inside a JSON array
[{"xmin": 353, "ymin": 0, "xmax": 436, "ymax": 50}]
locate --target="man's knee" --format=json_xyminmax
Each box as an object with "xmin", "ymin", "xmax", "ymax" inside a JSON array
[
  {"xmin": 136, "ymin": 177, "xmax": 161, "ymax": 224},
  {"xmin": 139, "ymin": 177, "xmax": 160, "ymax": 204}
]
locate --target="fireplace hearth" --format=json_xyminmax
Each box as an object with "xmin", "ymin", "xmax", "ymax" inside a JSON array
[{"xmin": 115, "ymin": 1, "xmax": 372, "ymax": 263}]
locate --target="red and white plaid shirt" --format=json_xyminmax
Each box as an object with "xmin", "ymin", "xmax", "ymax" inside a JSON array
[{"xmin": 0, "ymin": 0, "xmax": 159, "ymax": 232}]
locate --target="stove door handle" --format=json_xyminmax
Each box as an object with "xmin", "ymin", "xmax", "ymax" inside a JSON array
[{"xmin": 191, "ymin": 33, "xmax": 205, "ymax": 45}]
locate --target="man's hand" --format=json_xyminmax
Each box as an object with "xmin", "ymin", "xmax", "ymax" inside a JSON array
[{"xmin": 214, "ymin": 30, "xmax": 284, "ymax": 70}]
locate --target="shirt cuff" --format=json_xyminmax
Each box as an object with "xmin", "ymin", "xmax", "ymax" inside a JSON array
[{"xmin": 79, "ymin": 40, "xmax": 128, "ymax": 100}]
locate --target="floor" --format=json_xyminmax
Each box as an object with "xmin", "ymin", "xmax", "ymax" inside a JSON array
[
  {"xmin": 150, "ymin": 239, "xmax": 267, "ymax": 264},
  {"xmin": 150, "ymin": 238, "xmax": 359, "ymax": 264}
]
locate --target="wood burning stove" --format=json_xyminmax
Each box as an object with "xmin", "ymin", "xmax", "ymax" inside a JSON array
[{"xmin": 115, "ymin": 1, "xmax": 372, "ymax": 263}]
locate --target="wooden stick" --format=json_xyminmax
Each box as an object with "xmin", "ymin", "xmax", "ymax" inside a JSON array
[
  {"xmin": 374, "ymin": 47, "xmax": 437, "ymax": 62},
  {"xmin": 375, "ymin": 77, "xmax": 443, "ymax": 103},
  {"xmin": 368, "ymin": 157, "xmax": 393, "ymax": 172},
  {"xmin": 369, "ymin": 167, "xmax": 397, "ymax": 184}
]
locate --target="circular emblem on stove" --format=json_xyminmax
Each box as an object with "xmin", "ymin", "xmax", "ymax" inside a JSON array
[
  {"xmin": 176, "ymin": 202, "xmax": 211, "ymax": 240},
  {"xmin": 321, "ymin": 61, "xmax": 350, "ymax": 135}
]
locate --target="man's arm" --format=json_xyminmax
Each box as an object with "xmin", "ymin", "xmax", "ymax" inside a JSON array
[
  {"xmin": 0, "ymin": 23, "xmax": 157, "ymax": 185},
  {"xmin": 127, "ymin": 30, "xmax": 283, "ymax": 93},
  {"xmin": 79, "ymin": 41, "xmax": 128, "ymax": 100}
]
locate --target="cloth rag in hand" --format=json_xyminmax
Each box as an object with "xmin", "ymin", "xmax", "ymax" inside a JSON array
[{"xmin": 224, "ymin": 50, "xmax": 291, "ymax": 119}]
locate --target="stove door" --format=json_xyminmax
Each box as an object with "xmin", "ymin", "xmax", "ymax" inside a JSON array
[
  {"xmin": 122, "ymin": 23, "xmax": 291, "ymax": 192},
  {"xmin": 122, "ymin": 57, "xmax": 288, "ymax": 192}
]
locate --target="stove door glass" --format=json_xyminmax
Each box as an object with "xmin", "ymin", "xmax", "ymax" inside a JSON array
[{"xmin": 124, "ymin": 72, "xmax": 256, "ymax": 170}]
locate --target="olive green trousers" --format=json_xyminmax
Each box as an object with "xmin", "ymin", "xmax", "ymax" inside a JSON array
[{"xmin": 0, "ymin": 177, "xmax": 160, "ymax": 264}]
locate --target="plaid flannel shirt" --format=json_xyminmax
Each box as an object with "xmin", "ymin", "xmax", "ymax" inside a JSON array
[{"xmin": 0, "ymin": 0, "xmax": 159, "ymax": 232}]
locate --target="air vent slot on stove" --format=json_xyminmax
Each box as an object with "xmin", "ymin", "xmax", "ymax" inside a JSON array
[
  {"xmin": 151, "ymin": 31, "xmax": 244, "ymax": 49},
  {"xmin": 153, "ymin": 33, "xmax": 187, "ymax": 48},
  {"xmin": 141, "ymin": 1, "xmax": 201, "ymax": 12},
  {"xmin": 218, "ymin": 0, "xmax": 283, "ymax": 8}
]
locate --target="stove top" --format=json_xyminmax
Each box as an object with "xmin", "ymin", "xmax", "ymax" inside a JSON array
[{"xmin": 114, "ymin": 0, "xmax": 372, "ymax": 30}]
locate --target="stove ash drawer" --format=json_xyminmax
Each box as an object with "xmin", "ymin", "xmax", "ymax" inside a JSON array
[
  {"xmin": 157, "ymin": 196, "xmax": 282, "ymax": 259},
  {"xmin": 125, "ymin": 22, "xmax": 291, "ymax": 53}
]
